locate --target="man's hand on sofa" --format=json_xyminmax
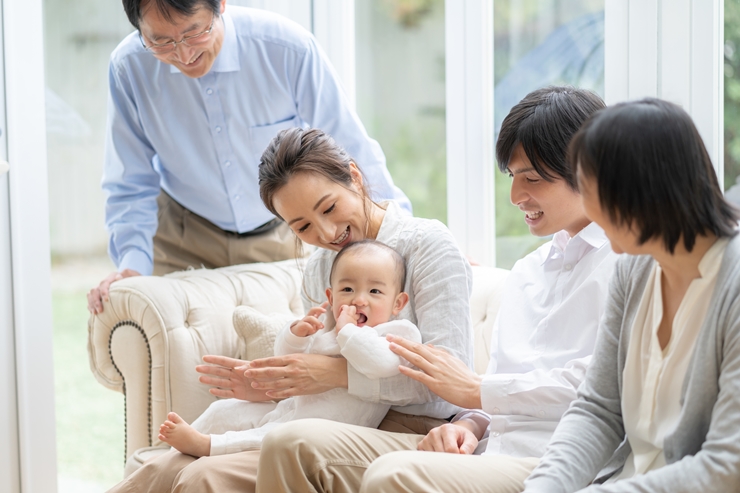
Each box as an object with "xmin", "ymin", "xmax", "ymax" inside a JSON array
[
  {"xmin": 87, "ymin": 269, "xmax": 141, "ymax": 314},
  {"xmin": 196, "ymin": 355, "xmax": 273, "ymax": 402}
]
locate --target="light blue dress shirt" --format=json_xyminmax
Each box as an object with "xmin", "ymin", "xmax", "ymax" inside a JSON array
[{"xmin": 103, "ymin": 6, "xmax": 411, "ymax": 276}]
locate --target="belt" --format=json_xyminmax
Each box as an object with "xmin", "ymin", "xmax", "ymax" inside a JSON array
[
  {"xmin": 222, "ymin": 217, "xmax": 283, "ymax": 237},
  {"xmin": 162, "ymin": 191, "xmax": 283, "ymax": 238}
]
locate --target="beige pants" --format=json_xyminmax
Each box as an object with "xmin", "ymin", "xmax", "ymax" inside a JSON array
[
  {"xmin": 361, "ymin": 451, "xmax": 539, "ymax": 493},
  {"xmin": 256, "ymin": 413, "xmax": 448, "ymax": 493},
  {"xmin": 106, "ymin": 448, "xmax": 261, "ymax": 493},
  {"xmin": 152, "ymin": 191, "xmax": 303, "ymax": 275},
  {"xmin": 106, "ymin": 411, "xmax": 442, "ymax": 493},
  {"xmin": 257, "ymin": 417, "xmax": 539, "ymax": 493}
]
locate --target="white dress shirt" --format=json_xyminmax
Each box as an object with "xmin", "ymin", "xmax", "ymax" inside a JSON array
[
  {"xmin": 302, "ymin": 201, "xmax": 474, "ymax": 419},
  {"xmin": 611, "ymin": 237, "xmax": 729, "ymax": 481},
  {"xmin": 456, "ymin": 222, "xmax": 617, "ymax": 458}
]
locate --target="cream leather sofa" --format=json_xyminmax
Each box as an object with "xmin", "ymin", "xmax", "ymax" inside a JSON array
[{"xmin": 87, "ymin": 259, "xmax": 509, "ymax": 474}]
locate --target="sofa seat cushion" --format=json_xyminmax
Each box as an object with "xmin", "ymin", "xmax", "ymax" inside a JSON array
[{"xmin": 234, "ymin": 307, "xmax": 297, "ymax": 361}]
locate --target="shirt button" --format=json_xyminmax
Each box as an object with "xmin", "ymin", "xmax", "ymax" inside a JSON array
[
  {"xmin": 492, "ymin": 407, "xmax": 500, "ymax": 414},
  {"xmin": 234, "ymin": 195, "xmax": 240, "ymax": 201},
  {"xmin": 215, "ymin": 126, "xmax": 222, "ymax": 133},
  {"xmin": 564, "ymin": 263, "xmax": 573, "ymax": 271},
  {"xmin": 492, "ymin": 432, "xmax": 500, "ymax": 437},
  {"xmin": 538, "ymin": 410, "xmax": 545, "ymax": 417},
  {"xmin": 224, "ymin": 161, "xmax": 231, "ymax": 167},
  {"xmin": 206, "ymin": 88, "xmax": 213, "ymax": 95}
]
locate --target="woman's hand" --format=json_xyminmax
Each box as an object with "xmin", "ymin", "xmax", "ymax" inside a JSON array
[
  {"xmin": 417, "ymin": 422, "xmax": 480, "ymax": 454},
  {"xmin": 195, "ymin": 355, "xmax": 273, "ymax": 402},
  {"xmin": 245, "ymin": 353, "xmax": 348, "ymax": 400},
  {"xmin": 387, "ymin": 334, "xmax": 482, "ymax": 409}
]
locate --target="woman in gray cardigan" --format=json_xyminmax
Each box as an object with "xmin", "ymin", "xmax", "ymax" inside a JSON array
[{"xmin": 522, "ymin": 98, "xmax": 740, "ymax": 492}]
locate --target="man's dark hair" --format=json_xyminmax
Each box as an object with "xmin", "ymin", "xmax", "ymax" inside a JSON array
[
  {"xmin": 496, "ymin": 86, "xmax": 606, "ymax": 190},
  {"xmin": 330, "ymin": 240, "xmax": 407, "ymax": 293},
  {"xmin": 570, "ymin": 97, "xmax": 739, "ymax": 253},
  {"xmin": 122, "ymin": 0, "xmax": 220, "ymax": 30}
]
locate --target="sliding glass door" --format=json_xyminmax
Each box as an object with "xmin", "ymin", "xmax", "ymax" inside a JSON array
[{"xmin": 3, "ymin": 0, "xmax": 58, "ymax": 492}]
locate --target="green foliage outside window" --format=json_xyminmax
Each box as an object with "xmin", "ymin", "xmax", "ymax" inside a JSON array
[{"xmin": 725, "ymin": 0, "xmax": 740, "ymax": 190}]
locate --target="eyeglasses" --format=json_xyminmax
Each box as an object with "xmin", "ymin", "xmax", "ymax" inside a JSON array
[{"xmin": 139, "ymin": 14, "xmax": 216, "ymax": 55}]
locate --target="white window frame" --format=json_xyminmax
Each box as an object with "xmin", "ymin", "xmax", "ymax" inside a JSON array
[
  {"xmin": 605, "ymin": 0, "xmax": 724, "ymax": 185},
  {"xmin": 312, "ymin": 1, "xmax": 356, "ymax": 109},
  {"xmin": 445, "ymin": 0, "xmax": 495, "ymax": 266},
  {"xmin": 2, "ymin": 0, "xmax": 58, "ymax": 491}
]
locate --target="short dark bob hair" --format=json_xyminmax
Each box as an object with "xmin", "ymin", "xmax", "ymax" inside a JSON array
[
  {"xmin": 496, "ymin": 86, "xmax": 605, "ymax": 189},
  {"xmin": 122, "ymin": 0, "xmax": 220, "ymax": 30},
  {"xmin": 570, "ymin": 98, "xmax": 739, "ymax": 253}
]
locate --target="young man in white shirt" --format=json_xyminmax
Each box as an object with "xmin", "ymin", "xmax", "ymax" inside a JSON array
[{"xmin": 252, "ymin": 86, "xmax": 619, "ymax": 493}]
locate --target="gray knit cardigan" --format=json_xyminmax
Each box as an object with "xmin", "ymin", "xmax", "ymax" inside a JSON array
[{"xmin": 523, "ymin": 233, "xmax": 740, "ymax": 492}]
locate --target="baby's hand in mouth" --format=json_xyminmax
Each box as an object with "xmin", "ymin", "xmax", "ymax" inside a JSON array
[{"xmin": 336, "ymin": 305, "xmax": 360, "ymax": 332}]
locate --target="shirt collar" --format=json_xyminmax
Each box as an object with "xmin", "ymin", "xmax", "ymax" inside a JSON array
[
  {"xmin": 169, "ymin": 10, "xmax": 240, "ymax": 75},
  {"xmin": 697, "ymin": 236, "xmax": 730, "ymax": 279},
  {"xmin": 541, "ymin": 222, "xmax": 608, "ymax": 265},
  {"xmin": 374, "ymin": 201, "xmax": 405, "ymax": 250}
]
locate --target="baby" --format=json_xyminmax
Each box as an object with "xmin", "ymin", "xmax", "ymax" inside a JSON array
[{"xmin": 157, "ymin": 240, "xmax": 421, "ymax": 457}]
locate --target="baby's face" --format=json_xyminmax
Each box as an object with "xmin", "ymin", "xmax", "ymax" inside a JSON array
[{"xmin": 327, "ymin": 251, "xmax": 404, "ymax": 327}]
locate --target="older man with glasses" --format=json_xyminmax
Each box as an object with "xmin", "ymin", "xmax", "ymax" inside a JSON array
[{"xmin": 87, "ymin": 0, "xmax": 410, "ymax": 314}]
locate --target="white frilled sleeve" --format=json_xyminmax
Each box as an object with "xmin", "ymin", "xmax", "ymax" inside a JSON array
[{"xmin": 336, "ymin": 320, "xmax": 422, "ymax": 380}]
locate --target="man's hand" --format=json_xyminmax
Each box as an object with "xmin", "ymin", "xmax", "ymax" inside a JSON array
[
  {"xmin": 195, "ymin": 355, "xmax": 273, "ymax": 402},
  {"xmin": 417, "ymin": 422, "xmax": 480, "ymax": 454},
  {"xmin": 245, "ymin": 353, "xmax": 348, "ymax": 400},
  {"xmin": 387, "ymin": 334, "xmax": 483, "ymax": 409},
  {"xmin": 87, "ymin": 269, "xmax": 141, "ymax": 314},
  {"xmin": 335, "ymin": 305, "xmax": 359, "ymax": 332},
  {"xmin": 290, "ymin": 303, "xmax": 328, "ymax": 337}
]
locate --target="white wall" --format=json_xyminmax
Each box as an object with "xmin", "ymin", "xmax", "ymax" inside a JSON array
[
  {"xmin": 445, "ymin": 0, "xmax": 495, "ymax": 266},
  {"xmin": 605, "ymin": 0, "xmax": 724, "ymax": 183}
]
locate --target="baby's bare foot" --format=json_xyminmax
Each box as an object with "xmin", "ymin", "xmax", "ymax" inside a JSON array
[{"xmin": 158, "ymin": 412, "xmax": 211, "ymax": 457}]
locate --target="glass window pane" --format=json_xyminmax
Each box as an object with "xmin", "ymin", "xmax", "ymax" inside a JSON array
[
  {"xmin": 44, "ymin": 1, "xmax": 128, "ymax": 490},
  {"xmin": 494, "ymin": 0, "xmax": 605, "ymax": 268},
  {"xmin": 725, "ymin": 0, "xmax": 740, "ymax": 203},
  {"xmin": 355, "ymin": 0, "xmax": 447, "ymax": 222}
]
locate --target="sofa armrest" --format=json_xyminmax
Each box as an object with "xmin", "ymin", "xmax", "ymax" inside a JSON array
[{"xmin": 87, "ymin": 259, "xmax": 305, "ymax": 462}]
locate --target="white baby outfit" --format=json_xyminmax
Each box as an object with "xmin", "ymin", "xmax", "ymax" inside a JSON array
[{"xmin": 190, "ymin": 318, "xmax": 421, "ymax": 455}]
